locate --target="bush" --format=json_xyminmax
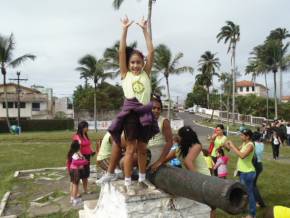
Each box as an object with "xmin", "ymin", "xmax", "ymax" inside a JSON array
[{"xmin": 0, "ymin": 119, "xmax": 74, "ymax": 133}]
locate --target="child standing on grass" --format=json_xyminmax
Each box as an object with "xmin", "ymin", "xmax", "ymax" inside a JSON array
[
  {"xmin": 213, "ymin": 148, "xmax": 229, "ymax": 179},
  {"xmin": 67, "ymin": 140, "xmax": 88, "ymax": 206},
  {"xmin": 202, "ymin": 149, "xmax": 214, "ymax": 175},
  {"xmin": 100, "ymin": 16, "xmax": 158, "ymax": 195}
]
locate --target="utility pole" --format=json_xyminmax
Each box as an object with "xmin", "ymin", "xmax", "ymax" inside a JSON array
[{"xmin": 9, "ymin": 71, "xmax": 28, "ymax": 128}]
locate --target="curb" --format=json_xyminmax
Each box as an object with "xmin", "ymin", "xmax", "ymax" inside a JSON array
[{"xmin": 0, "ymin": 192, "xmax": 11, "ymax": 217}]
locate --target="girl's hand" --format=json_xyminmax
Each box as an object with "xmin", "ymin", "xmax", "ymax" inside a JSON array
[
  {"xmin": 136, "ymin": 16, "xmax": 148, "ymax": 30},
  {"xmin": 121, "ymin": 15, "xmax": 134, "ymax": 29}
]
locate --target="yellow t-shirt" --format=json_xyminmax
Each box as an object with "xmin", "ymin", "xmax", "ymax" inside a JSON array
[
  {"xmin": 204, "ymin": 156, "xmax": 214, "ymax": 169},
  {"xmin": 211, "ymin": 135, "xmax": 227, "ymax": 157},
  {"xmin": 97, "ymin": 132, "xmax": 112, "ymax": 161},
  {"xmin": 274, "ymin": 206, "xmax": 290, "ymax": 218},
  {"xmin": 122, "ymin": 70, "xmax": 151, "ymax": 105},
  {"xmin": 176, "ymin": 147, "xmax": 210, "ymax": 176},
  {"xmin": 237, "ymin": 142, "xmax": 255, "ymax": 173}
]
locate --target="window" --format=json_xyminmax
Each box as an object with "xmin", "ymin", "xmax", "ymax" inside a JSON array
[
  {"xmin": 67, "ymin": 103, "xmax": 73, "ymax": 109},
  {"xmin": 252, "ymin": 86, "xmax": 255, "ymax": 91},
  {"xmin": 3, "ymin": 102, "xmax": 14, "ymax": 108},
  {"xmin": 20, "ymin": 102, "xmax": 26, "ymax": 108},
  {"xmin": 239, "ymin": 87, "xmax": 243, "ymax": 92},
  {"xmin": 246, "ymin": 87, "xmax": 249, "ymax": 92},
  {"xmin": 32, "ymin": 102, "xmax": 40, "ymax": 111}
]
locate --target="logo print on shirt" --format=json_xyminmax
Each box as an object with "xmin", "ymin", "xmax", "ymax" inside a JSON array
[{"xmin": 132, "ymin": 80, "xmax": 145, "ymax": 94}]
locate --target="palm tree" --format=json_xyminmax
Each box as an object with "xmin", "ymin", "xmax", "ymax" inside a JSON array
[
  {"xmin": 260, "ymin": 39, "xmax": 289, "ymax": 119},
  {"xmin": 246, "ymin": 45, "xmax": 270, "ymax": 119},
  {"xmin": 218, "ymin": 72, "xmax": 232, "ymax": 134},
  {"xmin": 195, "ymin": 51, "xmax": 220, "ymax": 108},
  {"xmin": 103, "ymin": 41, "xmax": 137, "ymax": 78},
  {"xmin": 112, "ymin": 0, "xmax": 156, "ymax": 38},
  {"xmin": 267, "ymin": 28, "xmax": 290, "ymax": 100},
  {"xmin": 79, "ymin": 70, "xmax": 90, "ymax": 88},
  {"xmin": 0, "ymin": 34, "xmax": 36, "ymax": 130},
  {"xmin": 217, "ymin": 21, "xmax": 240, "ymax": 124},
  {"xmin": 151, "ymin": 70, "xmax": 165, "ymax": 96},
  {"xmin": 76, "ymin": 55, "xmax": 112, "ymax": 129},
  {"xmin": 154, "ymin": 44, "xmax": 193, "ymax": 119}
]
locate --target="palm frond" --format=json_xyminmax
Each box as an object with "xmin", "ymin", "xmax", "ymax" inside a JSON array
[{"xmin": 9, "ymin": 54, "xmax": 36, "ymax": 67}]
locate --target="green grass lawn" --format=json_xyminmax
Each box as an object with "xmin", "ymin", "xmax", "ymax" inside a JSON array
[{"xmin": 1, "ymin": 130, "xmax": 290, "ymax": 218}]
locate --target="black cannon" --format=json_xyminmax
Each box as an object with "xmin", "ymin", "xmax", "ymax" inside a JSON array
[{"xmin": 147, "ymin": 165, "xmax": 248, "ymax": 215}]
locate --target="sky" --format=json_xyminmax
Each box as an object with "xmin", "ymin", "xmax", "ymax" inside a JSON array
[{"xmin": 1, "ymin": 0, "xmax": 290, "ymax": 103}]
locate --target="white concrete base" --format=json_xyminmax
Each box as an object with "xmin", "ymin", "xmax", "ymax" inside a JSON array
[{"xmin": 79, "ymin": 180, "xmax": 211, "ymax": 218}]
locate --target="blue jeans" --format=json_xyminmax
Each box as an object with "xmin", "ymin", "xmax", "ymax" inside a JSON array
[{"xmin": 240, "ymin": 172, "xmax": 256, "ymax": 217}]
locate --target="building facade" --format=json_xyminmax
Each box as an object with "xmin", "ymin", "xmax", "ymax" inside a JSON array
[
  {"xmin": 0, "ymin": 83, "xmax": 52, "ymax": 120},
  {"xmin": 235, "ymin": 80, "xmax": 267, "ymax": 97}
]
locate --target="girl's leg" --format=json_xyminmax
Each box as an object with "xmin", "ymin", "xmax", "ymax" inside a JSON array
[
  {"xmin": 82, "ymin": 178, "xmax": 88, "ymax": 193},
  {"xmin": 277, "ymin": 144, "xmax": 280, "ymax": 158},
  {"xmin": 137, "ymin": 141, "xmax": 147, "ymax": 182},
  {"xmin": 240, "ymin": 172, "xmax": 256, "ymax": 217},
  {"xmin": 124, "ymin": 140, "xmax": 136, "ymax": 185},
  {"xmin": 271, "ymin": 144, "xmax": 276, "ymax": 159},
  {"xmin": 107, "ymin": 143, "xmax": 122, "ymax": 174}
]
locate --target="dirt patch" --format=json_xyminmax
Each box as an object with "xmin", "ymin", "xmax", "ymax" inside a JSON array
[{"xmin": 3, "ymin": 166, "xmax": 101, "ymax": 217}]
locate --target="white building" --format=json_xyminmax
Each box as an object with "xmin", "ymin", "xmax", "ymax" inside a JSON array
[
  {"xmin": 54, "ymin": 97, "xmax": 74, "ymax": 119},
  {"xmin": 0, "ymin": 83, "xmax": 52, "ymax": 120},
  {"xmin": 235, "ymin": 80, "xmax": 267, "ymax": 97},
  {"xmin": 281, "ymin": 96, "xmax": 290, "ymax": 103}
]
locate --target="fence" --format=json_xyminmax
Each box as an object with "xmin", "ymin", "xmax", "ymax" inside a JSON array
[{"xmin": 192, "ymin": 105, "xmax": 268, "ymax": 126}]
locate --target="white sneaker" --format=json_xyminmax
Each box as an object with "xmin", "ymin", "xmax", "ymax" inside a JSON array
[
  {"xmin": 72, "ymin": 198, "xmax": 83, "ymax": 207},
  {"xmin": 126, "ymin": 184, "xmax": 136, "ymax": 196},
  {"xmin": 96, "ymin": 173, "xmax": 118, "ymax": 185}
]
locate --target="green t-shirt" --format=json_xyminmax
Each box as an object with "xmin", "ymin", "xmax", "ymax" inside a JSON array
[
  {"xmin": 97, "ymin": 132, "xmax": 112, "ymax": 161},
  {"xmin": 237, "ymin": 141, "xmax": 255, "ymax": 173},
  {"xmin": 122, "ymin": 71, "xmax": 151, "ymax": 105},
  {"xmin": 176, "ymin": 147, "xmax": 210, "ymax": 176},
  {"xmin": 211, "ymin": 135, "xmax": 227, "ymax": 157}
]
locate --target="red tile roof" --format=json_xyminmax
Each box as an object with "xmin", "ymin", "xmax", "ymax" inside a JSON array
[
  {"xmin": 236, "ymin": 80, "xmax": 266, "ymax": 89},
  {"xmin": 282, "ymin": 96, "xmax": 290, "ymax": 101}
]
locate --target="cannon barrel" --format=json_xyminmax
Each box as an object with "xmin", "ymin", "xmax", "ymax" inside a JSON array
[{"xmin": 147, "ymin": 165, "xmax": 248, "ymax": 215}]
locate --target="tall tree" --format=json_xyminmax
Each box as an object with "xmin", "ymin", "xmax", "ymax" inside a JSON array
[
  {"xmin": 267, "ymin": 28, "xmax": 290, "ymax": 100},
  {"xmin": 0, "ymin": 34, "xmax": 36, "ymax": 130},
  {"xmin": 217, "ymin": 21, "xmax": 240, "ymax": 124},
  {"xmin": 246, "ymin": 45, "xmax": 270, "ymax": 119},
  {"xmin": 195, "ymin": 51, "xmax": 220, "ymax": 109},
  {"xmin": 154, "ymin": 44, "xmax": 193, "ymax": 119},
  {"xmin": 218, "ymin": 72, "xmax": 232, "ymax": 134},
  {"xmin": 112, "ymin": 0, "xmax": 156, "ymax": 38},
  {"xmin": 76, "ymin": 55, "xmax": 112, "ymax": 129},
  {"xmin": 260, "ymin": 39, "xmax": 289, "ymax": 119}
]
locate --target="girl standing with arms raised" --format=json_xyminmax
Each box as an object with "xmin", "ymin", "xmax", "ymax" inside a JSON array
[{"xmin": 106, "ymin": 16, "xmax": 158, "ymax": 194}]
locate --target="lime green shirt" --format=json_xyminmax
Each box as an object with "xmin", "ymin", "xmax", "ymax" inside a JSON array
[
  {"xmin": 97, "ymin": 132, "xmax": 112, "ymax": 161},
  {"xmin": 148, "ymin": 116, "xmax": 166, "ymax": 148},
  {"xmin": 122, "ymin": 71, "xmax": 151, "ymax": 105},
  {"xmin": 237, "ymin": 141, "xmax": 255, "ymax": 173},
  {"xmin": 211, "ymin": 135, "xmax": 227, "ymax": 157},
  {"xmin": 176, "ymin": 147, "xmax": 210, "ymax": 176},
  {"xmin": 274, "ymin": 206, "xmax": 290, "ymax": 218}
]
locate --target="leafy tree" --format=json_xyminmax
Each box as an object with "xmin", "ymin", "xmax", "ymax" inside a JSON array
[
  {"xmin": 154, "ymin": 44, "xmax": 193, "ymax": 119},
  {"xmin": 217, "ymin": 21, "xmax": 240, "ymax": 124},
  {"xmin": 103, "ymin": 41, "xmax": 137, "ymax": 78},
  {"xmin": 195, "ymin": 51, "xmax": 220, "ymax": 108},
  {"xmin": 0, "ymin": 33, "xmax": 36, "ymax": 129},
  {"xmin": 76, "ymin": 55, "xmax": 113, "ymax": 129}
]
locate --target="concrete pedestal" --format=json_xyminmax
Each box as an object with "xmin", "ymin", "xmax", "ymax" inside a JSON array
[{"xmin": 79, "ymin": 180, "xmax": 211, "ymax": 218}]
